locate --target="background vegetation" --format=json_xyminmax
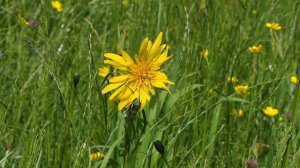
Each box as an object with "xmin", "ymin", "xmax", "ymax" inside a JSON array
[{"xmin": 1, "ymin": 0, "xmax": 300, "ymax": 167}]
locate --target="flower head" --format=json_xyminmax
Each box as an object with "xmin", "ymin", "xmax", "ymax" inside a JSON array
[
  {"xmin": 263, "ymin": 106, "xmax": 278, "ymax": 117},
  {"xmin": 285, "ymin": 112, "xmax": 291, "ymax": 120},
  {"xmin": 122, "ymin": 0, "xmax": 129, "ymax": 9},
  {"xmin": 238, "ymin": 109, "xmax": 244, "ymax": 117},
  {"xmin": 246, "ymin": 159, "xmax": 258, "ymax": 168},
  {"xmin": 290, "ymin": 75, "xmax": 298, "ymax": 85},
  {"xmin": 234, "ymin": 84, "xmax": 249, "ymax": 95},
  {"xmin": 266, "ymin": 22, "xmax": 281, "ymax": 31},
  {"xmin": 28, "ymin": 19, "xmax": 38, "ymax": 28},
  {"xmin": 18, "ymin": 15, "xmax": 29, "ymax": 26},
  {"xmin": 228, "ymin": 76, "xmax": 239, "ymax": 84},
  {"xmin": 4, "ymin": 143, "xmax": 13, "ymax": 152},
  {"xmin": 208, "ymin": 88, "xmax": 216, "ymax": 95},
  {"xmin": 200, "ymin": 49, "xmax": 209, "ymax": 58},
  {"xmin": 90, "ymin": 151, "xmax": 104, "ymax": 161},
  {"xmin": 248, "ymin": 44, "xmax": 262, "ymax": 54},
  {"xmin": 98, "ymin": 66, "xmax": 110, "ymax": 77},
  {"xmin": 101, "ymin": 32, "xmax": 174, "ymax": 111},
  {"xmin": 153, "ymin": 140, "xmax": 165, "ymax": 155},
  {"xmin": 232, "ymin": 108, "xmax": 244, "ymax": 117},
  {"xmin": 51, "ymin": 1, "xmax": 64, "ymax": 12}
]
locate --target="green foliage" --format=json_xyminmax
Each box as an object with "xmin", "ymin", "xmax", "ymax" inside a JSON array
[{"xmin": 1, "ymin": 0, "xmax": 300, "ymax": 167}]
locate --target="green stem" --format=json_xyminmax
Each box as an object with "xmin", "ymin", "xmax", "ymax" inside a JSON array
[{"xmin": 162, "ymin": 155, "xmax": 170, "ymax": 168}]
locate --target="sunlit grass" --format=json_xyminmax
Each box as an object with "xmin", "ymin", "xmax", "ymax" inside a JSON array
[{"xmin": 0, "ymin": 0, "xmax": 300, "ymax": 167}]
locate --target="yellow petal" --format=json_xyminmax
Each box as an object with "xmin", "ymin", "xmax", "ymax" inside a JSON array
[
  {"xmin": 150, "ymin": 32, "xmax": 163, "ymax": 56},
  {"xmin": 139, "ymin": 93, "xmax": 148, "ymax": 111},
  {"xmin": 98, "ymin": 67, "xmax": 110, "ymax": 77},
  {"xmin": 139, "ymin": 38, "xmax": 149, "ymax": 56},
  {"xmin": 101, "ymin": 82, "xmax": 124, "ymax": 94},
  {"xmin": 109, "ymin": 75, "xmax": 130, "ymax": 83},
  {"xmin": 155, "ymin": 71, "xmax": 168, "ymax": 80},
  {"xmin": 120, "ymin": 50, "xmax": 134, "ymax": 64},
  {"xmin": 165, "ymin": 80, "xmax": 175, "ymax": 85},
  {"xmin": 104, "ymin": 53, "xmax": 127, "ymax": 65},
  {"xmin": 155, "ymin": 72, "xmax": 174, "ymax": 85},
  {"xmin": 118, "ymin": 100, "xmax": 129, "ymax": 111},
  {"xmin": 146, "ymin": 41, "xmax": 152, "ymax": 55},
  {"xmin": 118, "ymin": 88, "xmax": 132, "ymax": 101},
  {"xmin": 118, "ymin": 93, "xmax": 138, "ymax": 111},
  {"xmin": 152, "ymin": 80, "xmax": 170, "ymax": 93},
  {"xmin": 150, "ymin": 48, "xmax": 163, "ymax": 60},
  {"xmin": 156, "ymin": 50, "xmax": 171, "ymax": 66},
  {"xmin": 152, "ymin": 80, "xmax": 167, "ymax": 89},
  {"xmin": 149, "ymin": 88, "xmax": 155, "ymax": 95},
  {"xmin": 104, "ymin": 60, "xmax": 128, "ymax": 71},
  {"xmin": 109, "ymin": 85, "xmax": 126, "ymax": 102},
  {"xmin": 160, "ymin": 44, "xmax": 166, "ymax": 52}
]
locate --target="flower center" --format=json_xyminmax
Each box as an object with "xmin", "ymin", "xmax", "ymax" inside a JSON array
[
  {"xmin": 128, "ymin": 60, "xmax": 157, "ymax": 91},
  {"xmin": 131, "ymin": 62, "xmax": 153, "ymax": 81}
]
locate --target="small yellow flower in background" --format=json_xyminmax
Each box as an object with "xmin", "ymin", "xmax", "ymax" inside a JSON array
[
  {"xmin": 266, "ymin": 22, "xmax": 282, "ymax": 31},
  {"xmin": 278, "ymin": 116, "xmax": 283, "ymax": 121},
  {"xmin": 51, "ymin": 1, "xmax": 64, "ymax": 12},
  {"xmin": 234, "ymin": 84, "xmax": 249, "ymax": 95},
  {"xmin": 238, "ymin": 109, "xmax": 244, "ymax": 117},
  {"xmin": 98, "ymin": 66, "xmax": 110, "ymax": 77},
  {"xmin": 122, "ymin": 0, "xmax": 129, "ymax": 9},
  {"xmin": 18, "ymin": 15, "xmax": 29, "ymax": 26},
  {"xmin": 209, "ymin": 88, "xmax": 216, "ymax": 95},
  {"xmin": 232, "ymin": 108, "xmax": 244, "ymax": 117},
  {"xmin": 248, "ymin": 44, "xmax": 262, "ymax": 54},
  {"xmin": 101, "ymin": 32, "xmax": 174, "ymax": 111},
  {"xmin": 200, "ymin": 49, "xmax": 209, "ymax": 58},
  {"xmin": 290, "ymin": 75, "xmax": 298, "ymax": 85},
  {"xmin": 228, "ymin": 76, "xmax": 239, "ymax": 84},
  {"xmin": 90, "ymin": 151, "xmax": 104, "ymax": 161},
  {"xmin": 263, "ymin": 106, "xmax": 278, "ymax": 117}
]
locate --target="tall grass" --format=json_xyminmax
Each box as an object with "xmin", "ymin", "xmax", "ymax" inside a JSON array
[{"xmin": 1, "ymin": 0, "xmax": 300, "ymax": 167}]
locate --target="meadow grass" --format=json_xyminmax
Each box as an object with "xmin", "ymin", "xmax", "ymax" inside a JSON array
[{"xmin": 1, "ymin": 0, "xmax": 300, "ymax": 167}]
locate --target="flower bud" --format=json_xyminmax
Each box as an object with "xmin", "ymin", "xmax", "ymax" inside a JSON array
[{"xmin": 153, "ymin": 140, "xmax": 165, "ymax": 155}]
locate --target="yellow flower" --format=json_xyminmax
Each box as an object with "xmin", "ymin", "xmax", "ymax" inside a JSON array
[
  {"xmin": 90, "ymin": 151, "xmax": 104, "ymax": 161},
  {"xmin": 234, "ymin": 84, "xmax": 249, "ymax": 95},
  {"xmin": 98, "ymin": 66, "xmax": 110, "ymax": 77},
  {"xmin": 209, "ymin": 88, "xmax": 215, "ymax": 95},
  {"xmin": 200, "ymin": 49, "xmax": 209, "ymax": 58},
  {"xmin": 290, "ymin": 75, "xmax": 298, "ymax": 85},
  {"xmin": 18, "ymin": 15, "xmax": 29, "ymax": 26},
  {"xmin": 122, "ymin": 0, "xmax": 129, "ymax": 9},
  {"xmin": 248, "ymin": 44, "xmax": 262, "ymax": 53},
  {"xmin": 266, "ymin": 22, "xmax": 282, "ymax": 31},
  {"xmin": 263, "ymin": 106, "xmax": 278, "ymax": 117},
  {"xmin": 232, "ymin": 108, "xmax": 244, "ymax": 117},
  {"xmin": 238, "ymin": 109, "xmax": 244, "ymax": 117},
  {"xmin": 278, "ymin": 116, "xmax": 283, "ymax": 121},
  {"xmin": 51, "ymin": 1, "xmax": 63, "ymax": 12},
  {"xmin": 228, "ymin": 76, "xmax": 239, "ymax": 84},
  {"xmin": 101, "ymin": 32, "xmax": 174, "ymax": 111}
]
